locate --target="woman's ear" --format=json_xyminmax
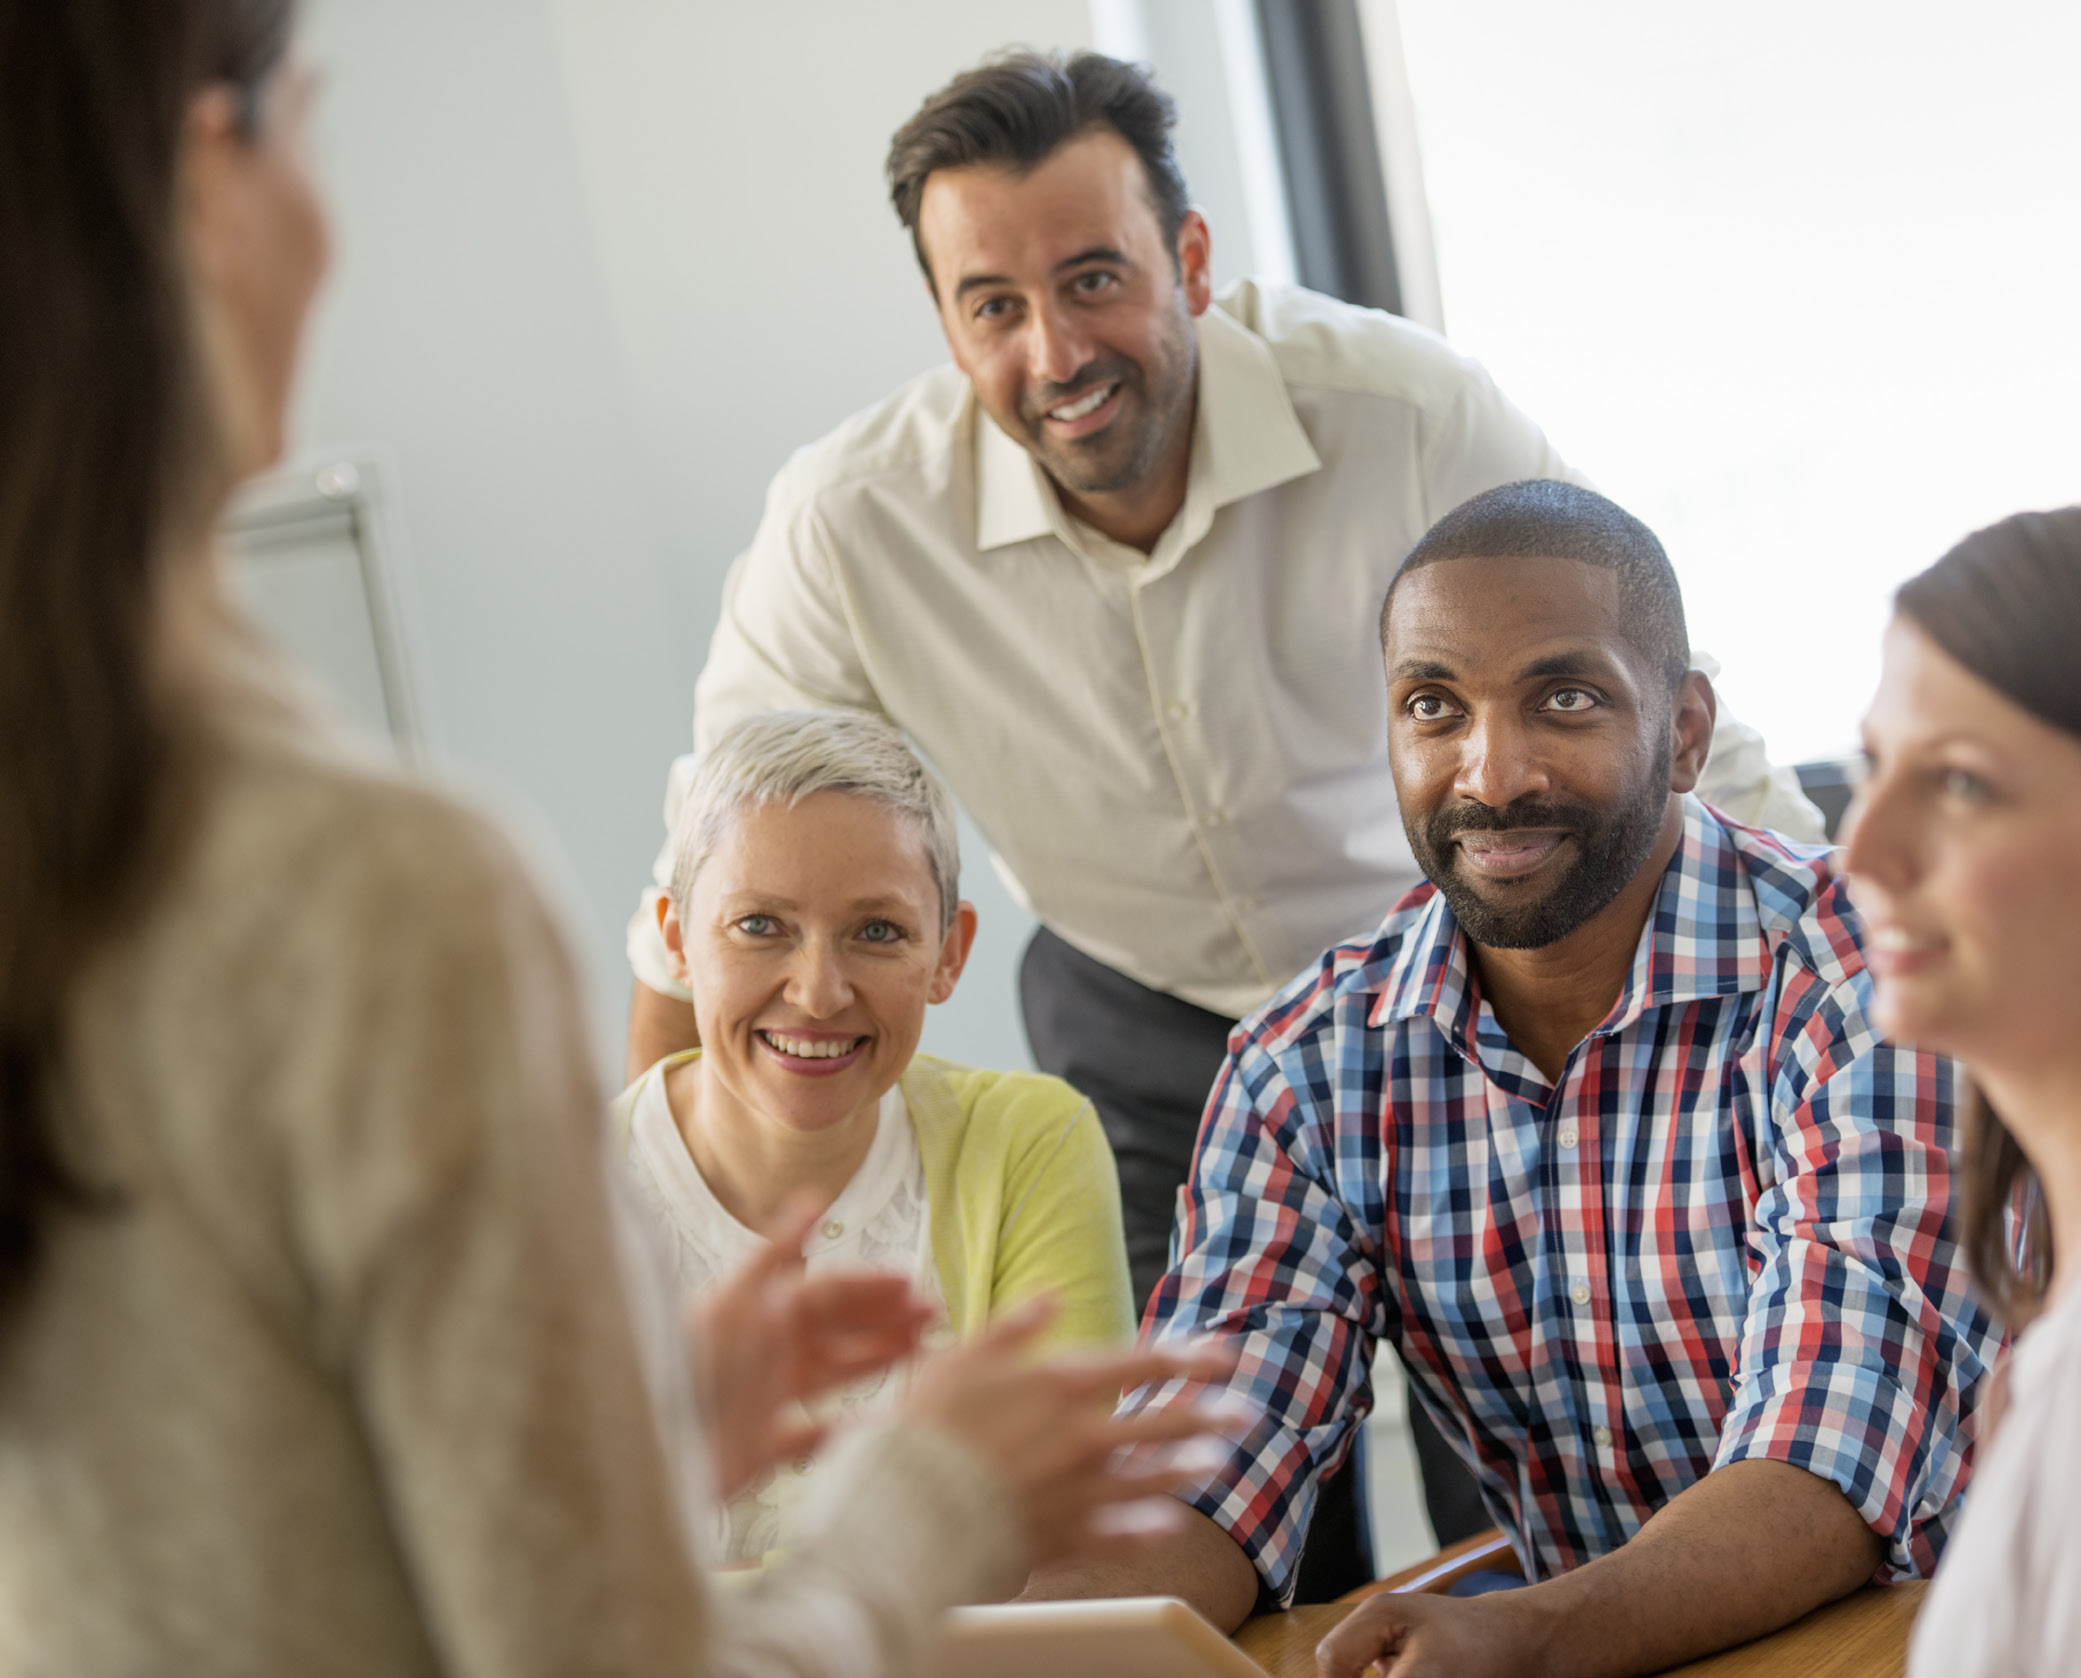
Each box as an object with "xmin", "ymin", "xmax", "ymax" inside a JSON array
[
  {"xmin": 1668, "ymin": 668, "xmax": 1718, "ymax": 794},
  {"xmin": 927, "ymin": 901, "xmax": 980, "ymax": 1005},
  {"xmin": 659, "ymin": 897, "xmax": 692, "ymax": 988}
]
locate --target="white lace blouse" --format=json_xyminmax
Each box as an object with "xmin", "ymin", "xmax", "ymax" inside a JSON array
[{"xmin": 626, "ymin": 1075, "xmax": 950, "ymax": 1563}]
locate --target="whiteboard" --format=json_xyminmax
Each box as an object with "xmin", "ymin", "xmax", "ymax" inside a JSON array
[{"xmin": 221, "ymin": 459, "xmax": 424, "ymax": 754}]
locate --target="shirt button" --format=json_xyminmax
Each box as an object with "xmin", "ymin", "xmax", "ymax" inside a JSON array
[
  {"xmin": 1166, "ymin": 701, "xmax": 1192, "ymax": 720},
  {"xmin": 792, "ymin": 1454, "xmax": 813, "ymax": 1475},
  {"xmin": 1557, "ymin": 1126, "xmax": 1579, "ymax": 1149},
  {"xmin": 1199, "ymin": 808, "xmax": 1228, "ymax": 827},
  {"xmin": 1231, "ymin": 895, "xmax": 1259, "ymax": 914},
  {"xmin": 1593, "ymin": 1425, "xmax": 1613, "ymax": 1449},
  {"xmin": 821, "ymin": 1219, "xmax": 844, "ymax": 1241},
  {"xmin": 1570, "ymin": 1282, "xmax": 1591, "ymax": 1306}
]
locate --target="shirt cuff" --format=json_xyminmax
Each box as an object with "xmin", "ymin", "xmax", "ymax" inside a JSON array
[
  {"xmin": 804, "ymin": 1420, "xmax": 1025, "ymax": 1607},
  {"xmin": 711, "ymin": 1420, "xmax": 1023, "ymax": 1678},
  {"xmin": 1119, "ymin": 1376, "xmax": 1324, "ymax": 1608},
  {"xmin": 1713, "ymin": 1358, "xmax": 1951, "ymax": 1580}
]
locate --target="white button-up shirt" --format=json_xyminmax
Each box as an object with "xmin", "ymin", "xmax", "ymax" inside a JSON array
[{"xmin": 632, "ymin": 281, "xmax": 1818, "ymax": 1018}]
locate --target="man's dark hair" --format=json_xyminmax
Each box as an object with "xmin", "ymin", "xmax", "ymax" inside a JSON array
[
  {"xmin": 885, "ymin": 50, "xmax": 1189, "ymax": 288},
  {"xmin": 1380, "ymin": 480, "xmax": 1691, "ymax": 691}
]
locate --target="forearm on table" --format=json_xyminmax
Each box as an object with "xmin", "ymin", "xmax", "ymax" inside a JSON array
[
  {"xmin": 1018, "ymin": 1502, "xmax": 1262, "ymax": 1633},
  {"xmin": 1506, "ymin": 1458, "xmax": 1883, "ymax": 1678}
]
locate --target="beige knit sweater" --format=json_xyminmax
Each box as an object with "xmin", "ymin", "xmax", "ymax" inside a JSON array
[{"xmin": 0, "ymin": 616, "xmax": 1021, "ymax": 1677}]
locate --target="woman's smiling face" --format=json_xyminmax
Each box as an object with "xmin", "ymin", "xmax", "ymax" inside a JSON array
[
  {"xmin": 1844, "ymin": 614, "xmax": 2081, "ymax": 1072},
  {"xmin": 667, "ymin": 789, "xmax": 974, "ymax": 1139}
]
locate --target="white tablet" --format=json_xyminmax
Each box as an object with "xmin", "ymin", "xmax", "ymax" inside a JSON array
[{"xmin": 920, "ymin": 1597, "xmax": 1272, "ymax": 1678}]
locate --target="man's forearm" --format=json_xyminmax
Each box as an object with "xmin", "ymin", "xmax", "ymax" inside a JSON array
[
  {"xmin": 1514, "ymin": 1459, "xmax": 1882, "ymax": 1678},
  {"xmin": 1018, "ymin": 1503, "xmax": 1261, "ymax": 1633},
  {"xmin": 625, "ymin": 980, "xmax": 699, "ymax": 1087}
]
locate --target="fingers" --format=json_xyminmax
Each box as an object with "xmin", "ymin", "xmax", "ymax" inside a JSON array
[
  {"xmin": 794, "ymin": 1271, "xmax": 933, "ymax": 1337},
  {"xmin": 969, "ymin": 1291, "xmax": 1060, "ymax": 1354},
  {"xmin": 1043, "ymin": 1336, "xmax": 1240, "ymax": 1403},
  {"xmin": 1313, "ymin": 1598, "xmax": 1410, "ymax": 1678},
  {"xmin": 1096, "ymin": 1397, "xmax": 1243, "ymax": 1451},
  {"xmin": 755, "ymin": 1193, "xmax": 826, "ymax": 1254}
]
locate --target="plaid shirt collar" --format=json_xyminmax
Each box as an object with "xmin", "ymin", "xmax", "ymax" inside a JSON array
[{"xmin": 1369, "ymin": 796, "xmax": 1774, "ymax": 1060}]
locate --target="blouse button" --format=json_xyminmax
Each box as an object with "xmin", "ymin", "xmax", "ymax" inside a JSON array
[
  {"xmin": 1557, "ymin": 1126, "xmax": 1579, "ymax": 1150},
  {"xmin": 1570, "ymin": 1282, "xmax": 1591, "ymax": 1306},
  {"xmin": 821, "ymin": 1219, "xmax": 844, "ymax": 1241},
  {"xmin": 792, "ymin": 1455, "xmax": 813, "ymax": 1475},
  {"xmin": 1593, "ymin": 1425, "xmax": 1613, "ymax": 1449}
]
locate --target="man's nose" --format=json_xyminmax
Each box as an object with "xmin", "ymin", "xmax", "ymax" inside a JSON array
[
  {"xmin": 1454, "ymin": 712, "xmax": 1548, "ymax": 810},
  {"xmin": 1028, "ymin": 301, "xmax": 1095, "ymax": 389}
]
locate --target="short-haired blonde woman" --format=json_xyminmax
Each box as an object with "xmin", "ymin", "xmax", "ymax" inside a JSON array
[
  {"xmin": 1844, "ymin": 509, "xmax": 2081, "ymax": 1676},
  {"xmin": 623, "ymin": 709, "xmax": 1137, "ymax": 1562}
]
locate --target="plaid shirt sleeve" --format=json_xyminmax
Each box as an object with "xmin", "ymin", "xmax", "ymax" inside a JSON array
[
  {"xmin": 1119, "ymin": 1006, "xmax": 1385, "ymax": 1606},
  {"xmin": 1712, "ymin": 907, "xmax": 2001, "ymax": 1580}
]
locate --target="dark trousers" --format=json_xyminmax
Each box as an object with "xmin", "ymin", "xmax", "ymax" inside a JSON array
[{"xmin": 1018, "ymin": 928, "xmax": 1494, "ymax": 1598}]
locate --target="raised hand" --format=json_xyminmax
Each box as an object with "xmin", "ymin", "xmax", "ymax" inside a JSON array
[{"xmin": 691, "ymin": 1197, "xmax": 934, "ymax": 1500}]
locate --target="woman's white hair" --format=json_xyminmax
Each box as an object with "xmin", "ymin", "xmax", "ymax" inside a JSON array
[{"xmin": 669, "ymin": 710, "xmax": 961, "ymax": 932}]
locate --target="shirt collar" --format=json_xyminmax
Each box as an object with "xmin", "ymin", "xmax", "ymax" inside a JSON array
[
  {"xmin": 1368, "ymin": 797, "xmax": 1774, "ymax": 1046},
  {"xmin": 973, "ymin": 297, "xmax": 1322, "ymax": 556}
]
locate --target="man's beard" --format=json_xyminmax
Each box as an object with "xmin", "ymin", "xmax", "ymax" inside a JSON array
[
  {"xmin": 1405, "ymin": 733, "xmax": 1673, "ymax": 951},
  {"xmin": 1015, "ymin": 299, "xmax": 1197, "ymax": 499}
]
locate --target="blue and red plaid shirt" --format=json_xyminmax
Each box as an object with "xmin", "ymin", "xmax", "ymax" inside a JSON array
[{"xmin": 1130, "ymin": 798, "xmax": 1997, "ymax": 1604}]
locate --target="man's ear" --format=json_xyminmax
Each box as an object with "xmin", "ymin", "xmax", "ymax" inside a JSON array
[
  {"xmin": 1176, "ymin": 208, "xmax": 1213, "ymax": 316},
  {"xmin": 1668, "ymin": 669, "xmax": 1718, "ymax": 794},
  {"xmin": 927, "ymin": 900, "xmax": 980, "ymax": 1005}
]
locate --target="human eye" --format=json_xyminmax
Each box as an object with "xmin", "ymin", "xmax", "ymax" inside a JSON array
[
  {"xmin": 1936, "ymin": 766, "xmax": 1992, "ymax": 804},
  {"xmin": 973, "ymin": 294, "xmax": 1018, "ymax": 323},
  {"xmin": 1541, "ymin": 685, "xmax": 1603, "ymax": 714},
  {"xmin": 858, "ymin": 919, "xmax": 907, "ymax": 945},
  {"xmin": 1405, "ymin": 691, "xmax": 1460, "ymax": 722},
  {"xmin": 1070, "ymin": 269, "xmax": 1118, "ymax": 296},
  {"xmin": 733, "ymin": 913, "xmax": 780, "ymax": 937}
]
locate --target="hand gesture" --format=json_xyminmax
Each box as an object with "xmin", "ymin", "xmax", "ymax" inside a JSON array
[{"xmin": 691, "ymin": 1198, "xmax": 933, "ymax": 1500}]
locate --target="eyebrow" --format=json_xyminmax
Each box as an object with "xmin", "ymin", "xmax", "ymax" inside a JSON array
[
  {"xmin": 1517, "ymin": 649, "xmax": 1624, "ymax": 681},
  {"xmin": 1389, "ymin": 648, "xmax": 1626, "ymax": 685},
  {"xmin": 720, "ymin": 893, "xmax": 921, "ymax": 915},
  {"xmin": 952, "ymin": 245, "xmax": 1132, "ymax": 302}
]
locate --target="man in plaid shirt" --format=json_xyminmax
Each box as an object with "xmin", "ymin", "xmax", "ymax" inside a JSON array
[{"xmin": 1026, "ymin": 480, "xmax": 1998, "ymax": 1676}]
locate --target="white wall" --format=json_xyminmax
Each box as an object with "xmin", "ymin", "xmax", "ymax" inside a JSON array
[
  {"xmin": 1394, "ymin": 0, "xmax": 2081, "ymax": 764},
  {"xmin": 293, "ymin": 0, "xmax": 1093, "ymax": 1070}
]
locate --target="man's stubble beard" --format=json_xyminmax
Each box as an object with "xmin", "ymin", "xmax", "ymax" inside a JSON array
[
  {"xmin": 1405, "ymin": 722, "xmax": 1675, "ymax": 951},
  {"xmin": 1016, "ymin": 293, "xmax": 1198, "ymax": 500}
]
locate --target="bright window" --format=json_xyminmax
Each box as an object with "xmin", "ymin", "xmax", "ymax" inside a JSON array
[{"xmin": 1395, "ymin": 1, "xmax": 2081, "ymax": 760}]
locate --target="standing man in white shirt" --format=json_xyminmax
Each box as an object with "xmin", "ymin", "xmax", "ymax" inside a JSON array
[{"xmin": 625, "ymin": 49, "xmax": 1818, "ymax": 1592}]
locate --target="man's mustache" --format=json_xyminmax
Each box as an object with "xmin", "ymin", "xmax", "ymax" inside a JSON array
[
  {"xmin": 1024, "ymin": 355, "xmax": 1139, "ymax": 418},
  {"xmin": 1428, "ymin": 796, "xmax": 1595, "ymax": 840}
]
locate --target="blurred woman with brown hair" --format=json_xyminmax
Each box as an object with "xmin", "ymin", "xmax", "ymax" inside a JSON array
[
  {"xmin": 0, "ymin": 5, "xmax": 1213, "ymax": 1673},
  {"xmin": 1844, "ymin": 507, "xmax": 2081, "ymax": 1676}
]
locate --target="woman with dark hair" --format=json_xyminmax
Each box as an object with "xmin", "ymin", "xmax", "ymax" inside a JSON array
[
  {"xmin": 0, "ymin": 5, "xmax": 1214, "ymax": 1673},
  {"xmin": 1843, "ymin": 507, "xmax": 2081, "ymax": 1676}
]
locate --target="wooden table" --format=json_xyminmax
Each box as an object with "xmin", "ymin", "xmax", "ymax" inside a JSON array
[{"xmin": 1233, "ymin": 1580, "xmax": 1924, "ymax": 1678}]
